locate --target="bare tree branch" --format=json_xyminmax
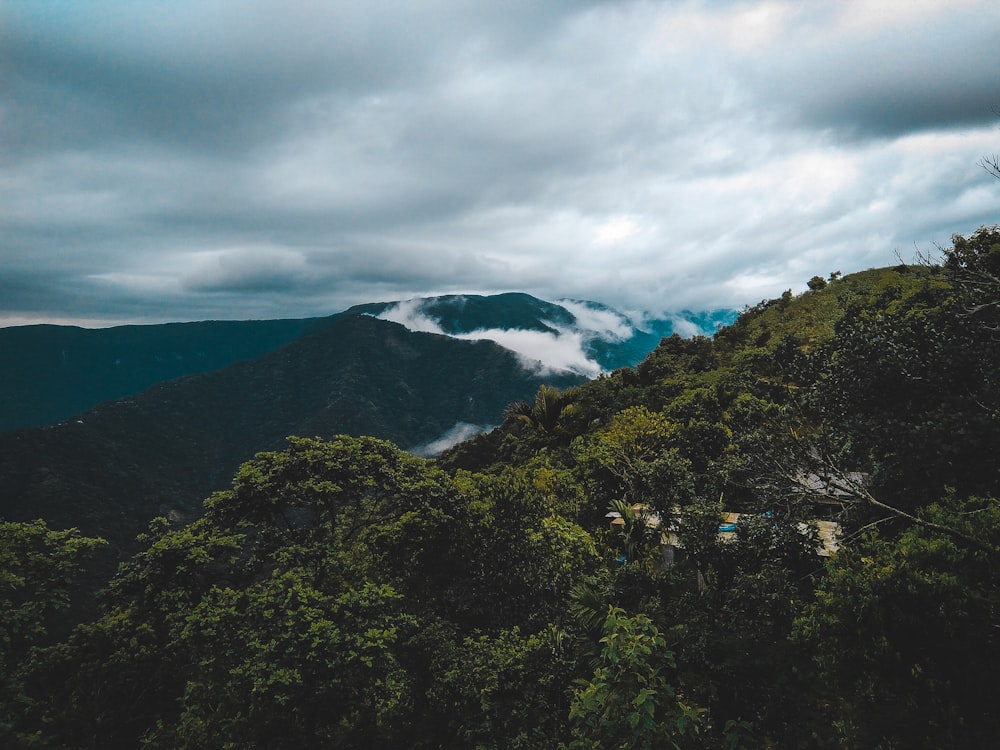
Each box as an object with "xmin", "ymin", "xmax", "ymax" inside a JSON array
[{"xmin": 980, "ymin": 153, "xmax": 1000, "ymax": 181}]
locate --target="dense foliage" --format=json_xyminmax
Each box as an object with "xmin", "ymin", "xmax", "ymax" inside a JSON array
[{"xmin": 2, "ymin": 227, "xmax": 998, "ymax": 748}]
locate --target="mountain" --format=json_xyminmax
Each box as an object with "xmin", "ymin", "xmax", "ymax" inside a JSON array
[
  {"xmin": 0, "ymin": 293, "xmax": 734, "ymax": 548},
  {"xmin": 353, "ymin": 292, "xmax": 736, "ymax": 377},
  {"xmin": 0, "ymin": 294, "xmax": 735, "ymax": 436},
  {"xmin": 0, "ymin": 314, "xmax": 583, "ymax": 549},
  {"xmin": 0, "ymin": 318, "xmax": 321, "ymax": 434},
  {"xmin": 7, "ymin": 229, "xmax": 1000, "ymax": 748},
  {"xmin": 348, "ymin": 292, "xmax": 579, "ymax": 334}
]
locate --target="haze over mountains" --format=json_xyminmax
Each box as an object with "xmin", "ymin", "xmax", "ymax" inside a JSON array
[{"xmin": 0, "ymin": 293, "xmax": 734, "ymax": 550}]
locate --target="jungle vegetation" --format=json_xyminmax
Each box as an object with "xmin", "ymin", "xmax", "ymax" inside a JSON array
[{"xmin": 2, "ymin": 227, "xmax": 999, "ymax": 748}]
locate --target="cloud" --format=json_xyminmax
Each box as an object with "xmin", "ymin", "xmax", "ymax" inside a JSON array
[
  {"xmin": 182, "ymin": 247, "xmax": 310, "ymax": 293},
  {"xmin": 2, "ymin": 0, "xmax": 999, "ymax": 328},
  {"xmin": 591, "ymin": 216, "xmax": 645, "ymax": 247},
  {"xmin": 409, "ymin": 421, "xmax": 494, "ymax": 457},
  {"xmin": 556, "ymin": 300, "xmax": 633, "ymax": 340},
  {"xmin": 669, "ymin": 317, "xmax": 706, "ymax": 338},
  {"xmin": 457, "ymin": 327, "xmax": 604, "ymax": 377},
  {"xmin": 375, "ymin": 299, "xmax": 448, "ymax": 335},
  {"xmin": 374, "ymin": 295, "xmax": 659, "ymax": 377}
]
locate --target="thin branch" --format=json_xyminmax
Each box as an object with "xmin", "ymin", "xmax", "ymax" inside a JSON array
[
  {"xmin": 860, "ymin": 488, "xmax": 1000, "ymax": 556},
  {"xmin": 979, "ymin": 154, "xmax": 1000, "ymax": 181},
  {"xmin": 838, "ymin": 515, "xmax": 896, "ymax": 546},
  {"xmin": 750, "ymin": 402, "xmax": 1000, "ymax": 557},
  {"xmin": 813, "ymin": 460, "xmax": 1000, "ymax": 557}
]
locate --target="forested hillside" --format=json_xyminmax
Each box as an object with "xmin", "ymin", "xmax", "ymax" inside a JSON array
[
  {"xmin": 0, "ymin": 314, "xmax": 582, "ymax": 553},
  {"xmin": 0, "ymin": 318, "xmax": 321, "ymax": 434},
  {"xmin": 2, "ymin": 228, "xmax": 998, "ymax": 748},
  {"xmin": 0, "ymin": 293, "xmax": 733, "ymax": 437}
]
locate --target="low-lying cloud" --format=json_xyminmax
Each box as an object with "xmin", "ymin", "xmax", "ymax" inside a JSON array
[
  {"xmin": 376, "ymin": 298, "xmax": 619, "ymax": 377},
  {"xmin": 409, "ymin": 421, "xmax": 494, "ymax": 458},
  {"xmin": 457, "ymin": 327, "xmax": 604, "ymax": 377},
  {"xmin": 556, "ymin": 300, "xmax": 633, "ymax": 341}
]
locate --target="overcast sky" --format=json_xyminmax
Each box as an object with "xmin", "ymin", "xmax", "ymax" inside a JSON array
[{"xmin": 3, "ymin": 0, "xmax": 999, "ymax": 328}]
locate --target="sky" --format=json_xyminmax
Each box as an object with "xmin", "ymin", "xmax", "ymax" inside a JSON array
[{"xmin": 2, "ymin": 0, "xmax": 999, "ymax": 328}]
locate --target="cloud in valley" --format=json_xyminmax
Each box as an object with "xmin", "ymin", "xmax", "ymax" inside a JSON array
[
  {"xmin": 2, "ymin": 0, "xmax": 999, "ymax": 327},
  {"xmin": 409, "ymin": 421, "xmax": 495, "ymax": 457},
  {"xmin": 375, "ymin": 298, "xmax": 609, "ymax": 377}
]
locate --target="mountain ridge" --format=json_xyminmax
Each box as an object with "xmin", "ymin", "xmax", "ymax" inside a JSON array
[
  {"xmin": 358, "ymin": 293, "xmax": 736, "ymax": 377},
  {"xmin": 0, "ymin": 294, "xmax": 735, "ymax": 435}
]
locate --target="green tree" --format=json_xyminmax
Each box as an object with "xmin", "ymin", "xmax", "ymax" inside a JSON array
[
  {"xmin": 505, "ymin": 384, "xmax": 581, "ymax": 436},
  {"xmin": 421, "ymin": 623, "xmax": 579, "ymax": 749},
  {"xmin": 670, "ymin": 504, "xmax": 825, "ymax": 748},
  {"xmin": 144, "ymin": 578, "xmax": 413, "ymax": 748},
  {"xmin": 575, "ymin": 405, "xmax": 693, "ymax": 518},
  {"xmin": 22, "ymin": 437, "xmax": 463, "ymax": 747},
  {"xmin": 795, "ymin": 496, "xmax": 1000, "ymax": 748},
  {"xmin": 605, "ymin": 499, "xmax": 662, "ymax": 572},
  {"xmin": 944, "ymin": 225, "xmax": 1000, "ymax": 336},
  {"xmin": 451, "ymin": 468, "xmax": 599, "ymax": 629},
  {"xmin": 810, "ymin": 244, "xmax": 1000, "ymax": 509},
  {"xmin": 565, "ymin": 607, "xmax": 705, "ymax": 750},
  {"xmin": 0, "ymin": 521, "xmax": 105, "ymax": 744},
  {"xmin": 19, "ymin": 437, "xmax": 605, "ymax": 747}
]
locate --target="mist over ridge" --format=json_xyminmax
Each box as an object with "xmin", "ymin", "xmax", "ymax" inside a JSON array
[{"xmin": 368, "ymin": 292, "xmax": 737, "ymax": 378}]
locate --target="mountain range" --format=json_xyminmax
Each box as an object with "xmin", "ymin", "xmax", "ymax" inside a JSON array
[
  {"xmin": 0, "ymin": 293, "xmax": 735, "ymax": 551},
  {"xmin": 0, "ymin": 293, "xmax": 734, "ymax": 435}
]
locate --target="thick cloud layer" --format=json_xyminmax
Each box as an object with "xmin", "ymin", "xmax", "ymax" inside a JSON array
[{"xmin": 3, "ymin": 0, "xmax": 999, "ymax": 327}]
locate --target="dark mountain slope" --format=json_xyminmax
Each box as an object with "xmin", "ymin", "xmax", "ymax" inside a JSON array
[
  {"xmin": 0, "ymin": 314, "xmax": 583, "ymax": 548},
  {"xmin": 0, "ymin": 318, "xmax": 322, "ymax": 434}
]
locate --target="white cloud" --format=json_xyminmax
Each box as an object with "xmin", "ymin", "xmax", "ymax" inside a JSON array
[
  {"xmin": 455, "ymin": 327, "xmax": 603, "ymax": 377},
  {"xmin": 375, "ymin": 299, "xmax": 448, "ymax": 334},
  {"xmin": 669, "ymin": 318, "xmax": 703, "ymax": 338},
  {"xmin": 557, "ymin": 300, "xmax": 633, "ymax": 340},
  {"xmin": 376, "ymin": 296, "xmax": 630, "ymax": 377},
  {"xmin": 409, "ymin": 421, "xmax": 494, "ymax": 457},
  {"xmin": 592, "ymin": 216, "xmax": 643, "ymax": 247}
]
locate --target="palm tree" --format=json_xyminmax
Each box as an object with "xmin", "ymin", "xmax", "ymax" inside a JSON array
[
  {"xmin": 504, "ymin": 384, "xmax": 580, "ymax": 435},
  {"xmin": 607, "ymin": 498, "xmax": 661, "ymax": 570}
]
